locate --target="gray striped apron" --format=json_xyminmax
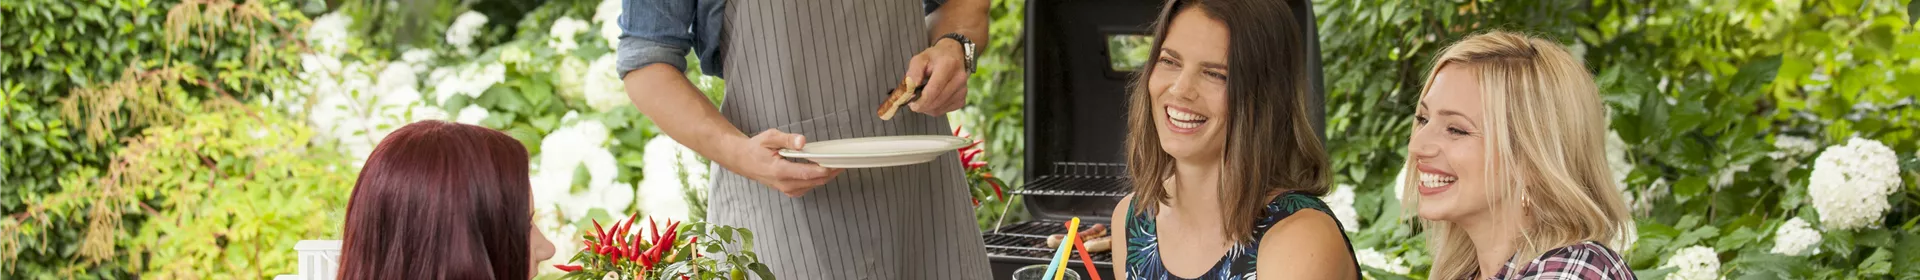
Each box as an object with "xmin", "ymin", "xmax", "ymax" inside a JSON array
[{"xmin": 709, "ymin": 0, "xmax": 992, "ymax": 279}]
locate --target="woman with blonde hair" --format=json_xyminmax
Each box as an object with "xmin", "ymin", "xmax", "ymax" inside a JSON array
[{"xmin": 1403, "ymin": 31, "xmax": 1635, "ymax": 279}]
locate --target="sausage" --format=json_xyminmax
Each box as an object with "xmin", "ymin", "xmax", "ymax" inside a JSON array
[{"xmin": 1044, "ymin": 224, "xmax": 1111, "ymax": 248}]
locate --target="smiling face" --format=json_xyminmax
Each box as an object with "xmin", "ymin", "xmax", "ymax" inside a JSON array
[
  {"xmin": 1149, "ymin": 8, "xmax": 1232, "ymax": 163},
  {"xmin": 1410, "ymin": 64, "xmax": 1493, "ymax": 222}
]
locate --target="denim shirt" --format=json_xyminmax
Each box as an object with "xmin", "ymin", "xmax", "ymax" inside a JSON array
[{"xmin": 614, "ymin": 0, "xmax": 947, "ymax": 79}]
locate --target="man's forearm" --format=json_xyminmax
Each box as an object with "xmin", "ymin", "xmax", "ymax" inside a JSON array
[
  {"xmin": 623, "ymin": 63, "xmax": 747, "ymax": 165},
  {"xmin": 926, "ymin": 0, "xmax": 990, "ymax": 46}
]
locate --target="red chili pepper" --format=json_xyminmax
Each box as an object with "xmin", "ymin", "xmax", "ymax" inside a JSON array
[
  {"xmin": 637, "ymin": 231, "xmax": 652, "ymax": 260},
  {"xmin": 971, "ymin": 197, "xmax": 980, "ymax": 206},
  {"xmin": 649, "ymin": 217, "xmax": 661, "ymax": 243},
  {"xmin": 553, "ymin": 264, "xmax": 584, "ymax": 272},
  {"xmin": 593, "ymin": 220, "xmax": 607, "ymax": 237},
  {"xmin": 960, "ymin": 139, "xmax": 982, "ymax": 151},
  {"xmin": 988, "ymin": 179, "xmax": 1005, "ymax": 201}
]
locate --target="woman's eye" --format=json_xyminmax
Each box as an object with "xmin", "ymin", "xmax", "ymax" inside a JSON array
[
  {"xmin": 1204, "ymin": 71, "xmax": 1227, "ymax": 81},
  {"xmin": 1157, "ymin": 58, "xmax": 1179, "ymax": 69},
  {"xmin": 1414, "ymin": 116, "xmax": 1428, "ymax": 126},
  {"xmin": 1447, "ymin": 127, "xmax": 1470, "ymax": 135}
]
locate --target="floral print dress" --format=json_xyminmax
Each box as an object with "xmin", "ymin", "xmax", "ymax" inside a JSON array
[{"xmin": 1124, "ymin": 191, "xmax": 1361, "ymax": 280}]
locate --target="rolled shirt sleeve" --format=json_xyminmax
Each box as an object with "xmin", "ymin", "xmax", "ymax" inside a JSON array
[{"xmin": 616, "ymin": 0, "xmax": 726, "ymax": 78}]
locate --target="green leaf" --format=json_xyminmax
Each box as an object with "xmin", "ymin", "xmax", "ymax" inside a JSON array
[
  {"xmin": 1825, "ymin": 229, "xmax": 1857, "ymax": 258},
  {"xmin": 480, "ymin": 85, "xmax": 528, "ymax": 113},
  {"xmin": 505, "ymin": 125, "xmax": 545, "ymax": 155},
  {"xmin": 1727, "ymin": 55, "xmax": 1782, "ymax": 95},
  {"xmin": 1635, "ymin": 267, "xmax": 1679, "ymax": 280},
  {"xmin": 532, "ymin": 114, "xmax": 561, "ymax": 132},
  {"xmin": 571, "ymin": 164, "xmax": 591, "ymax": 193},
  {"xmin": 749, "ymin": 263, "xmax": 774, "ymax": 280},
  {"xmin": 1673, "ymin": 225, "xmax": 1720, "ymax": 249},
  {"xmin": 1729, "ymin": 253, "xmax": 1808, "ymax": 279},
  {"xmin": 1859, "ymin": 229, "xmax": 1895, "ymax": 248},
  {"xmin": 1716, "ymin": 227, "xmax": 1762, "ymax": 251},
  {"xmin": 1910, "ymin": 0, "xmax": 1919, "ymax": 24},
  {"xmin": 1674, "ymin": 176, "xmax": 1709, "ymax": 201},
  {"xmin": 1859, "ymin": 248, "xmax": 1893, "ymax": 276}
]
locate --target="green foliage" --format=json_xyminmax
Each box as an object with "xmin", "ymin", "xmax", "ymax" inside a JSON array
[
  {"xmin": 0, "ymin": 0, "xmax": 309, "ymax": 277},
  {"xmin": 960, "ymin": 0, "xmax": 1033, "ymax": 231},
  {"xmin": 1581, "ymin": 0, "xmax": 1920, "ymax": 278},
  {"xmin": 2, "ymin": 100, "xmax": 356, "ymax": 279}
]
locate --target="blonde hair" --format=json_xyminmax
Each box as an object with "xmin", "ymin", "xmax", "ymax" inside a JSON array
[{"xmin": 1399, "ymin": 31, "xmax": 1633, "ymax": 280}]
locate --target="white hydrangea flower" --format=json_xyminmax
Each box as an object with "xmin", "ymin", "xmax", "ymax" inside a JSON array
[
  {"xmin": 400, "ymin": 49, "xmax": 435, "ymax": 65},
  {"xmin": 1325, "ymin": 184, "xmax": 1359, "ymax": 232},
  {"xmin": 1606, "ymin": 130, "xmax": 1632, "ymax": 190},
  {"xmin": 1808, "ymin": 137, "xmax": 1902, "ymax": 230},
  {"xmin": 1661, "ymin": 246, "xmax": 1721, "ymax": 280},
  {"xmin": 552, "ymin": 57, "xmax": 590, "ymax": 100},
  {"xmin": 584, "ymin": 55, "xmax": 631, "ymax": 111},
  {"xmin": 455, "ymin": 104, "xmax": 490, "ymax": 125},
  {"xmin": 1392, "ymin": 166, "xmax": 1408, "ymax": 201},
  {"xmin": 1617, "ymin": 223, "xmax": 1638, "ymax": 253},
  {"xmin": 636, "ymin": 136, "xmax": 711, "ymax": 222},
  {"xmin": 307, "ymin": 13, "xmax": 353, "ymax": 55},
  {"xmin": 534, "ymin": 210, "xmax": 581, "ymax": 273},
  {"xmin": 531, "ymin": 116, "xmax": 628, "ymax": 219},
  {"xmin": 593, "ymin": 0, "xmax": 623, "ymax": 49},
  {"xmin": 548, "ymin": 17, "xmax": 591, "ymax": 54},
  {"xmin": 500, "ymin": 44, "xmax": 532, "ymax": 65},
  {"xmin": 433, "ymin": 62, "xmax": 507, "ymax": 106},
  {"xmin": 1769, "ymin": 136, "xmax": 1819, "ymax": 160},
  {"xmin": 1354, "ymin": 247, "xmax": 1410, "ymax": 275},
  {"xmin": 298, "ymin": 60, "xmax": 437, "ymax": 166},
  {"xmin": 1770, "ymin": 217, "xmax": 1822, "ymax": 256},
  {"xmin": 447, "ymin": 11, "xmax": 489, "ymax": 55}
]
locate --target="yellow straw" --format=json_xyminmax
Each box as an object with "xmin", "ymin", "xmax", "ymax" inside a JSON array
[{"xmin": 1054, "ymin": 217, "xmax": 1081, "ymax": 280}]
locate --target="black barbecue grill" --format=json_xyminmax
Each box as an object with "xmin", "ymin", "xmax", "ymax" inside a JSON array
[{"xmin": 984, "ymin": 0, "xmax": 1325, "ymax": 278}]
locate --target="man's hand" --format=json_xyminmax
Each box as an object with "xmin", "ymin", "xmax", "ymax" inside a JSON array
[
  {"xmin": 901, "ymin": 39, "xmax": 971, "ymax": 116},
  {"xmin": 721, "ymin": 129, "xmax": 844, "ymax": 197}
]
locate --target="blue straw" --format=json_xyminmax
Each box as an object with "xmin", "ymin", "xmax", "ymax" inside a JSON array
[{"xmin": 1041, "ymin": 235, "xmax": 1071, "ymax": 280}]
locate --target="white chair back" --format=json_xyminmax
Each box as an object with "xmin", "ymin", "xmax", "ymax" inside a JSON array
[{"xmin": 275, "ymin": 240, "xmax": 342, "ymax": 280}]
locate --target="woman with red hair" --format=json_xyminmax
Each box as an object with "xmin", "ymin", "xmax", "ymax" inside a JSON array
[{"xmin": 339, "ymin": 120, "xmax": 556, "ymax": 279}]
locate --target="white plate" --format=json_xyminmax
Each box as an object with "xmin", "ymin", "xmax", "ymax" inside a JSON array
[{"xmin": 777, "ymin": 135, "xmax": 971, "ymax": 168}]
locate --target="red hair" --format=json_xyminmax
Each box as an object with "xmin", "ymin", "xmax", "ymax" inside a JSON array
[{"xmin": 340, "ymin": 120, "xmax": 533, "ymax": 279}]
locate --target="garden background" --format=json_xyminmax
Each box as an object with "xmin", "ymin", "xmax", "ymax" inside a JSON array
[{"xmin": 2, "ymin": 0, "xmax": 1918, "ymax": 279}]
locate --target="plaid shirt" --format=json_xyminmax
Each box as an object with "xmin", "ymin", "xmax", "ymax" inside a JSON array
[{"xmin": 1475, "ymin": 241, "xmax": 1636, "ymax": 280}]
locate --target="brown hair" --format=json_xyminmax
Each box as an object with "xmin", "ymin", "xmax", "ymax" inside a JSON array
[
  {"xmin": 1124, "ymin": 0, "xmax": 1329, "ymax": 243},
  {"xmin": 340, "ymin": 120, "xmax": 533, "ymax": 279}
]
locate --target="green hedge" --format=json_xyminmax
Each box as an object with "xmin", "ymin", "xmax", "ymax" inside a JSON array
[{"xmin": 1, "ymin": 0, "xmax": 309, "ymax": 277}]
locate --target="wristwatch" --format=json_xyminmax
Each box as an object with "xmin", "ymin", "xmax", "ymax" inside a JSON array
[{"xmin": 939, "ymin": 32, "xmax": 977, "ymax": 73}]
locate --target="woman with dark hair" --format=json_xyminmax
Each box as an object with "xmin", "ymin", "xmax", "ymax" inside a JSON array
[
  {"xmin": 1109, "ymin": 0, "xmax": 1359, "ymax": 279},
  {"xmin": 339, "ymin": 120, "xmax": 556, "ymax": 279}
]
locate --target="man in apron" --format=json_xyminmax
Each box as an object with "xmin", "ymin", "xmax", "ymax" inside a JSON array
[{"xmin": 614, "ymin": 0, "xmax": 991, "ymax": 279}]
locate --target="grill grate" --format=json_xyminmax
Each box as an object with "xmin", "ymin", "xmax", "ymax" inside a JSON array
[
  {"xmin": 983, "ymin": 221, "xmax": 1113, "ymax": 263},
  {"xmin": 1014, "ymin": 162, "xmax": 1130, "ymax": 197}
]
